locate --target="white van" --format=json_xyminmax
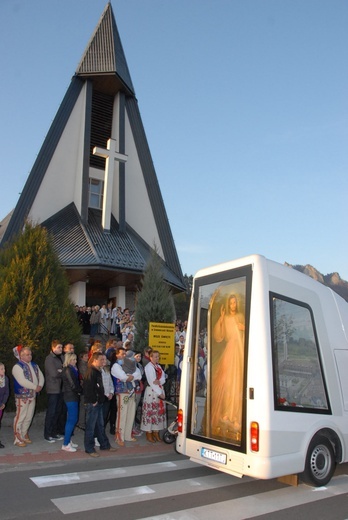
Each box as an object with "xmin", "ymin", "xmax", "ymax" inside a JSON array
[{"xmin": 176, "ymin": 254, "xmax": 348, "ymax": 486}]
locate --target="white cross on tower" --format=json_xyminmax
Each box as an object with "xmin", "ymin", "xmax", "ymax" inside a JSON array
[{"xmin": 93, "ymin": 138, "xmax": 127, "ymax": 231}]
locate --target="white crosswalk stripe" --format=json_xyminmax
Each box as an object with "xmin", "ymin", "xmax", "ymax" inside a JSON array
[
  {"xmin": 30, "ymin": 459, "xmax": 197, "ymax": 488},
  {"xmin": 51, "ymin": 473, "xmax": 240, "ymax": 515},
  {"xmin": 29, "ymin": 459, "xmax": 348, "ymax": 518},
  {"xmin": 137, "ymin": 475, "xmax": 348, "ymax": 520}
]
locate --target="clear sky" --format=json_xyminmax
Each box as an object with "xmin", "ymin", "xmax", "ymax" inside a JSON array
[{"xmin": 0, "ymin": 0, "xmax": 347, "ymax": 279}]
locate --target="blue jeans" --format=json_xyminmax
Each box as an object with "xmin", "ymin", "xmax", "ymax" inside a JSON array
[
  {"xmin": 64, "ymin": 401, "xmax": 78, "ymax": 446},
  {"xmin": 84, "ymin": 403, "xmax": 110, "ymax": 453}
]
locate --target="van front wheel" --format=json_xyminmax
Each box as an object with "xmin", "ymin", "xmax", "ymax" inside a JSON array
[{"xmin": 301, "ymin": 435, "xmax": 336, "ymax": 487}]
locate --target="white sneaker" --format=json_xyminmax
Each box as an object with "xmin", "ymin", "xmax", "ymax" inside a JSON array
[
  {"xmin": 70, "ymin": 441, "xmax": 78, "ymax": 448},
  {"xmin": 62, "ymin": 443, "xmax": 76, "ymax": 453},
  {"xmin": 94, "ymin": 437, "xmax": 100, "ymax": 447}
]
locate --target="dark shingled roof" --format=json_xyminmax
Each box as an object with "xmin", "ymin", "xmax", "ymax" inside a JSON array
[
  {"xmin": 43, "ymin": 204, "xmax": 184, "ymax": 290},
  {"xmin": 43, "ymin": 203, "xmax": 145, "ymax": 271}
]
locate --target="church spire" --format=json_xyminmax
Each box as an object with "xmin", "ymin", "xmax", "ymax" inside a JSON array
[
  {"xmin": 76, "ymin": 2, "xmax": 135, "ymax": 95},
  {"xmin": 0, "ymin": 2, "xmax": 185, "ymax": 294}
]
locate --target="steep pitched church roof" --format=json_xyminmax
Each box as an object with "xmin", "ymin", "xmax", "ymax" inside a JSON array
[{"xmin": 1, "ymin": 3, "xmax": 185, "ymax": 293}]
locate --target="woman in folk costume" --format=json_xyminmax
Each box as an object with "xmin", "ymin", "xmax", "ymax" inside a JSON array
[{"xmin": 141, "ymin": 350, "xmax": 167, "ymax": 443}]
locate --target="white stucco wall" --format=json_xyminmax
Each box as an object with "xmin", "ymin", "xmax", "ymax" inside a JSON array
[
  {"xmin": 29, "ymin": 84, "xmax": 87, "ymax": 223},
  {"xmin": 110, "ymin": 286, "xmax": 126, "ymax": 309}
]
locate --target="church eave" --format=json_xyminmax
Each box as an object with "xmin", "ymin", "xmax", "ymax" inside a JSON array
[{"xmin": 74, "ymin": 72, "xmax": 135, "ymax": 98}]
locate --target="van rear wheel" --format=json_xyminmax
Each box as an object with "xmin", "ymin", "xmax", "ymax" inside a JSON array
[{"xmin": 301, "ymin": 435, "xmax": 336, "ymax": 487}]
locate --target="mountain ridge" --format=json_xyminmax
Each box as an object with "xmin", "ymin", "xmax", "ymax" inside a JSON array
[{"xmin": 284, "ymin": 262, "xmax": 348, "ymax": 302}]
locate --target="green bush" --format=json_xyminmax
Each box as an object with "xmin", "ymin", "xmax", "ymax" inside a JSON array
[{"xmin": 0, "ymin": 222, "xmax": 82, "ymax": 411}]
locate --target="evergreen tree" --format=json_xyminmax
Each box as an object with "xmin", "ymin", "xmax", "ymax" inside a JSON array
[
  {"xmin": 133, "ymin": 246, "xmax": 175, "ymax": 351},
  {"xmin": 173, "ymin": 273, "xmax": 193, "ymax": 321},
  {"xmin": 0, "ymin": 223, "xmax": 82, "ymax": 371}
]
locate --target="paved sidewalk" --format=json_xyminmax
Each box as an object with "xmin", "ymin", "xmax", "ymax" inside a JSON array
[{"xmin": 0, "ymin": 411, "xmax": 175, "ymax": 468}]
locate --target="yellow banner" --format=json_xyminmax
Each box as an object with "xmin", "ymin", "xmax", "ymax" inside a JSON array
[{"xmin": 148, "ymin": 322, "xmax": 175, "ymax": 365}]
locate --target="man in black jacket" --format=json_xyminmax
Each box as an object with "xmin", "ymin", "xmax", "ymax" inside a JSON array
[
  {"xmin": 44, "ymin": 340, "xmax": 65, "ymax": 442},
  {"xmin": 84, "ymin": 352, "xmax": 117, "ymax": 457}
]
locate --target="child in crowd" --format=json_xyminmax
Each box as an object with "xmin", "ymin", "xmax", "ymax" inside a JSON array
[
  {"xmin": 0, "ymin": 362, "xmax": 10, "ymax": 448},
  {"xmin": 122, "ymin": 351, "xmax": 138, "ymax": 394},
  {"xmin": 122, "ymin": 351, "xmax": 144, "ymax": 436}
]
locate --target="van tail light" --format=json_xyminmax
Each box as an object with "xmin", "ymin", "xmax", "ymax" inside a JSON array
[
  {"xmin": 250, "ymin": 421, "xmax": 259, "ymax": 452},
  {"xmin": 177, "ymin": 409, "xmax": 183, "ymax": 433}
]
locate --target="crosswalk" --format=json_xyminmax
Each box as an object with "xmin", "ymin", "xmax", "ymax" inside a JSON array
[
  {"xmin": 138, "ymin": 477, "xmax": 348, "ymax": 520},
  {"xmin": 29, "ymin": 458, "xmax": 348, "ymax": 519}
]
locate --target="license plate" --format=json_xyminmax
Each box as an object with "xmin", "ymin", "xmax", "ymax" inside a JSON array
[{"xmin": 201, "ymin": 447, "xmax": 227, "ymax": 465}]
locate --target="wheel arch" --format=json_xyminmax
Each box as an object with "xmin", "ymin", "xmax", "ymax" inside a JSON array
[
  {"xmin": 308, "ymin": 428, "xmax": 342, "ymax": 464},
  {"xmin": 300, "ymin": 429, "xmax": 340, "ymax": 486}
]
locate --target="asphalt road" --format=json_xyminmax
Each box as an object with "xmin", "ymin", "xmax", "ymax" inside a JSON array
[{"xmin": 2, "ymin": 448, "xmax": 348, "ymax": 520}]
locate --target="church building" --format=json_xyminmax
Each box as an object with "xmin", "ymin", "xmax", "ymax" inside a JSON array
[{"xmin": 0, "ymin": 3, "xmax": 185, "ymax": 309}]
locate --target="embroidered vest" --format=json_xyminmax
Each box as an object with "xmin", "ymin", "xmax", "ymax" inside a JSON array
[
  {"xmin": 13, "ymin": 360, "xmax": 39, "ymax": 399},
  {"xmin": 111, "ymin": 374, "xmax": 133, "ymax": 394}
]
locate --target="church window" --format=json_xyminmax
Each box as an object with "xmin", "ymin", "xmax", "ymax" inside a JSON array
[{"xmin": 89, "ymin": 178, "xmax": 104, "ymax": 209}]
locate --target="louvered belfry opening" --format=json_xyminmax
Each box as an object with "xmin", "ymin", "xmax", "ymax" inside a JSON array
[{"xmin": 90, "ymin": 89, "xmax": 114, "ymax": 169}]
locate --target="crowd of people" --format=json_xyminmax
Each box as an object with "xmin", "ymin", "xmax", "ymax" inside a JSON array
[
  {"xmin": 0, "ymin": 311, "xmax": 188, "ymax": 456},
  {"xmin": 75, "ymin": 304, "xmax": 136, "ymax": 340}
]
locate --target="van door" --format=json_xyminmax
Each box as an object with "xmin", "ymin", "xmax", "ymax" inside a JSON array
[{"xmin": 334, "ymin": 350, "xmax": 348, "ymax": 411}]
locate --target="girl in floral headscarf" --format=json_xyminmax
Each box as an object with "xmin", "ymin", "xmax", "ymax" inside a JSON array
[{"xmin": 0, "ymin": 362, "xmax": 10, "ymax": 448}]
